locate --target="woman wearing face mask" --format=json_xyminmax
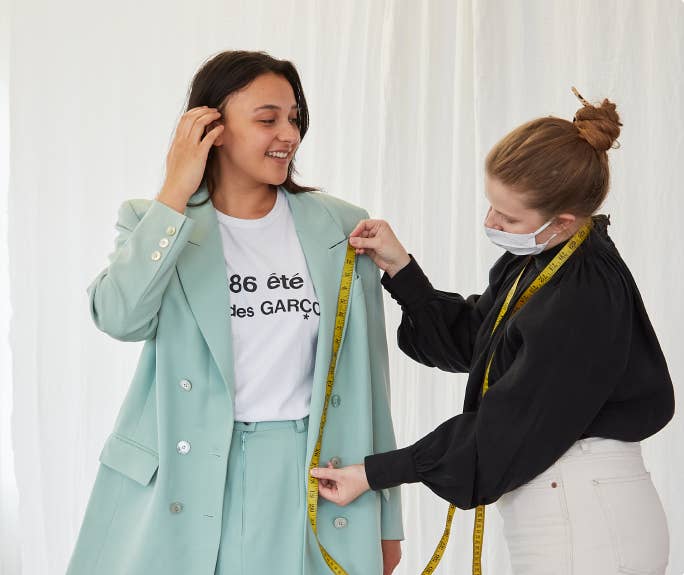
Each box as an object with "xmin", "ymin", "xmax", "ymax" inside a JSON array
[
  {"xmin": 66, "ymin": 50, "xmax": 404, "ymax": 575},
  {"xmin": 311, "ymin": 90, "xmax": 675, "ymax": 575}
]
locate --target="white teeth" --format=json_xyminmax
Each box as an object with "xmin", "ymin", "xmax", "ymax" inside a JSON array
[{"xmin": 266, "ymin": 151, "xmax": 288, "ymax": 159}]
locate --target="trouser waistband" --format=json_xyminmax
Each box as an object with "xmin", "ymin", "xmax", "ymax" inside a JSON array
[
  {"xmin": 560, "ymin": 437, "xmax": 641, "ymax": 459},
  {"xmin": 233, "ymin": 415, "xmax": 309, "ymax": 433}
]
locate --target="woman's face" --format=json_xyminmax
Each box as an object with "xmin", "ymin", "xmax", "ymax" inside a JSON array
[
  {"xmin": 213, "ymin": 73, "xmax": 301, "ymax": 188},
  {"xmin": 484, "ymin": 172, "xmax": 561, "ymax": 245}
]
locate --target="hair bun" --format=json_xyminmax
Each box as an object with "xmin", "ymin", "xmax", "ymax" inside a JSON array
[{"xmin": 571, "ymin": 88, "xmax": 622, "ymax": 152}]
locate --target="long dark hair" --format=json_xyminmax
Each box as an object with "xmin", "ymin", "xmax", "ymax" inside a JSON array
[{"xmin": 185, "ymin": 50, "xmax": 317, "ymax": 206}]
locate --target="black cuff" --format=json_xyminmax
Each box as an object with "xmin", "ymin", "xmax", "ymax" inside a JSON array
[
  {"xmin": 380, "ymin": 255, "xmax": 434, "ymax": 310},
  {"xmin": 364, "ymin": 446, "xmax": 420, "ymax": 491}
]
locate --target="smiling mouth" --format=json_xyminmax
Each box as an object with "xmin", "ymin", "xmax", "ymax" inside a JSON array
[{"xmin": 265, "ymin": 151, "xmax": 290, "ymax": 159}]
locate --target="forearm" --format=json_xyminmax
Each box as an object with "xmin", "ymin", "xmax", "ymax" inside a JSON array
[{"xmin": 88, "ymin": 200, "xmax": 194, "ymax": 340}]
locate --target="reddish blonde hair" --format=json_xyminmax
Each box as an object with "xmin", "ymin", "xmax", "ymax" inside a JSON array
[{"xmin": 485, "ymin": 91, "xmax": 622, "ymax": 218}]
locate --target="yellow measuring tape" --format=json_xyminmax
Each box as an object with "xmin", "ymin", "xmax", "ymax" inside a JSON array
[
  {"xmin": 421, "ymin": 220, "xmax": 593, "ymax": 575},
  {"xmin": 307, "ymin": 242, "xmax": 356, "ymax": 575}
]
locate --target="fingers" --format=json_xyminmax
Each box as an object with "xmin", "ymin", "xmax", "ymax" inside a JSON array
[
  {"xmin": 349, "ymin": 219, "xmax": 371, "ymax": 238},
  {"xmin": 176, "ymin": 106, "xmax": 207, "ymax": 139},
  {"xmin": 349, "ymin": 235, "xmax": 381, "ymax": 250},
  {"xmin": 349, "ymin": 218, "xmax": 384, "ymax": 239},
  {"xmin": 200, "ymin": 123, "xmax": 224, "ymax": 153},
  {"xmin": 311, "ymin": 466, "xmax": 342, "ymax": 502},
  {"xmin": 319, "ymin": 461, "xmax": 334, "ymax": 488},
  {"xmin": 310, "ymin": 467, "xmax": 341, "ymax": 482},
  {"xmin": 317, "ymin": 480, "xmax": 340, "ymax": 503},
  {"xmin": 177, "ymin": 106, "xmax": 222, "ymax": 141},
  {"xmin": 195, "ymin": 111, "xmax": 223, "ymax": 144}
]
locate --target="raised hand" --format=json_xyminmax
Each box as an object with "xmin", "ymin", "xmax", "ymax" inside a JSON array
[{"xmin": 156, "ymin": 106, "xmax": 224, "ymax": 213}]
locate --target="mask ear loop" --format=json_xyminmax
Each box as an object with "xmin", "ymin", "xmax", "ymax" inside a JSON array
[
  {"xmin": 534, "ymin": 218, "xmax": 555, "ymax": 235},
  {"xmin": 533, "ymin": 218, "xmax": 559, "ymax": 250}
]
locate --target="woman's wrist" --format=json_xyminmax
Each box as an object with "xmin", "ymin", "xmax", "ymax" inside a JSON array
[
  {"xmin": 156, "ymin": 185, "xmax": 189, "ymax": 214},
  {"xmin": 385, "ymin": 253, "xmax": 411, "ymax": 278}
]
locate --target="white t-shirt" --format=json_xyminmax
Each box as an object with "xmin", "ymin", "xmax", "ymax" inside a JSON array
[{"xmin": 214, "ymin": 189, "xmax": 319, "ymax": 422}]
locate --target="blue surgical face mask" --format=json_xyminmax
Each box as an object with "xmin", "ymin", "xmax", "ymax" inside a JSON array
[{"xmin": 484, "ymin": 219, "xmax": 557, "ymax": 255}]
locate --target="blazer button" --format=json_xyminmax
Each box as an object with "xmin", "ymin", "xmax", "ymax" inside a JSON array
[
  {"xmin": 329, "ymin": 456, "xmax": 342, "ymax": 468},
  {"xmin": 331, "ymin": 394, "xmax": 341, "ymax": 408},
  {"xmin": 176, "ymin": 440, "xmax": 191, "ymax": 455},
  {"xmin": 333, "ymin": 517, "xmax": 348, "ymax": 529},
  {"xmin": 179, "ymin": 379, "xmax": 192, "ymax": 391},
  {"xmin": 169, "ymin": 502, "xmax": 183, "ymax": 514},
  {"xmin": 166, "ymin": 225, "xmax": 177, "ymax": 236},
  {"xmin": 159, "ymin": 237, "xmax": 170, "ymax": 248},
  {"xmin": 151, "ymin": 250, "xmax": 161, "ymax": 261}
]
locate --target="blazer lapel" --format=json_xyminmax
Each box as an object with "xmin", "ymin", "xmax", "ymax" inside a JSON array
[
  {"xmin": 174, "ymin": 185, "xmax": 355, "ymax": 433},
  {"xmin": 176, "ymin": 186, "xmax": 235, "ymax": 399},
  {"xmin": 284, "ymin": 189, "xmax": 356, "ymax": 458}
]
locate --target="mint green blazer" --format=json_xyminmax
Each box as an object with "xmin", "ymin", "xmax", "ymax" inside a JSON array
[{"xmin": 66, "ymin": 184, "xmax": 404, "ymax": 575}]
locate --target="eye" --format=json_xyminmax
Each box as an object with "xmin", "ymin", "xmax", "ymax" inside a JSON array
[
  {"xmin": 259, "ymin": 119, "xmax": 275, "ymax": 124},
  {"xmin": 290, "ymin": 116, "xmax": 301, "ymax": 126},
  {"xmin": 495, "ymin": 210, "xmax": 516, "ymax": 224}
]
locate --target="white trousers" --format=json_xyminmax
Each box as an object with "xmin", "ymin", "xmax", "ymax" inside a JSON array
[{"xmin": 495, "ymin": 438, "xmax": 669, "ymax": 575}]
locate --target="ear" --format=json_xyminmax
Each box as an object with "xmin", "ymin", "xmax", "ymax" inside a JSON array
[
  {"xmin": 553, "ymin": 213, "xmax": 577, "ymax": 232},
  {"xmin": 206, "ymin": 119, "xmax": 225, "ymax": 147}
]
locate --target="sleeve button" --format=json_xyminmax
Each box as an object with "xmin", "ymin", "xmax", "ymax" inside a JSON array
[
  {"xmin": 151, "ymin": 251, "xmax": 162, "ymax": 261},
  {"xmin": 159, "ymin": 238, "xmax": 170, "ymax": 248},
  {"xmin": 166, "ymin": 226, "xmax": 177, "ymax": 236}
]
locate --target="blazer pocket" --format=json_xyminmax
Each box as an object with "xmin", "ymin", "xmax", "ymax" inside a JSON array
[{"xmin": 98, "ymin": 432, "xmax": 159, "ymax": 487}]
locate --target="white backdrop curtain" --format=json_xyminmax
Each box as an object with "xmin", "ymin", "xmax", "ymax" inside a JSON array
[{"xmin": 2, "ymin": 1, "xmax": 683, "ymax": 574}]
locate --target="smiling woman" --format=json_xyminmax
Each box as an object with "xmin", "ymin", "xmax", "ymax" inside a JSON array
[
  {"xmin": 64, "ymin": 50, "xmax": 404, "ymax": 575},
  {"xmin": 183, "ymin": 51, "xmax": 316, "ymax": 211}
]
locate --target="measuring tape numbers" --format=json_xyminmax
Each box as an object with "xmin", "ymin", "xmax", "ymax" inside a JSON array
[{"xmin": 307, "ymin": 242, "xmax": 356, "ymax": 575}]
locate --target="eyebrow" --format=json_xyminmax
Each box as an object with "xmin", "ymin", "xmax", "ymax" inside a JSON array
[{"xmin": 253, "ymin": 105, "xmax": 299, "ymax": 112}]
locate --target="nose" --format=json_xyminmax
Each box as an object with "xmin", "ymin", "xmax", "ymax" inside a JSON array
[
  {"xmin": 484, "ymin": 206, "xmax": 503, "ymax": 231},
  {"xmin": 277, "ymin": 121, "xmax": 301, "ymax": 148},
  {"xmin": 484, "ymin": 206, "xmax": 494, "ymax": 227}
]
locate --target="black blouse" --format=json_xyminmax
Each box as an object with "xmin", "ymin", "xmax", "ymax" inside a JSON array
[{"xmin": 364, "ymin": 215, "xmax": 674, "ymax": 509}]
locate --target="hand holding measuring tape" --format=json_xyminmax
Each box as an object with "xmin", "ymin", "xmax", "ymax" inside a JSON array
[
  {"xmin": 310, "ymin": 463, "xmax": 370, "ymax": 506},
  {"xmin": 348, "ymin": 219, "xmax": 411, "ymax": 278}
]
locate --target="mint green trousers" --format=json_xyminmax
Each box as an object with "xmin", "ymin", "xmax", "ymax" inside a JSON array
[{"xmin": 214, "ymin": 417, "xmax": 309, "ymax": 574}]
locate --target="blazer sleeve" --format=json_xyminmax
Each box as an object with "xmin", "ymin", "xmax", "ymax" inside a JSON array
[
  {"xmin": 87, "ymin": 199, "xmax": 195, "ymax": 341},
  {"xmin": 357, "ymin": 239, "xmax": 405, "ymax": 541}
]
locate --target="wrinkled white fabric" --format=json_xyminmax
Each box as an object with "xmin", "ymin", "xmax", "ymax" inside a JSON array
[{"xmin": 3, "ymin": 1, "xmax": 682, "ymax": 574}]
